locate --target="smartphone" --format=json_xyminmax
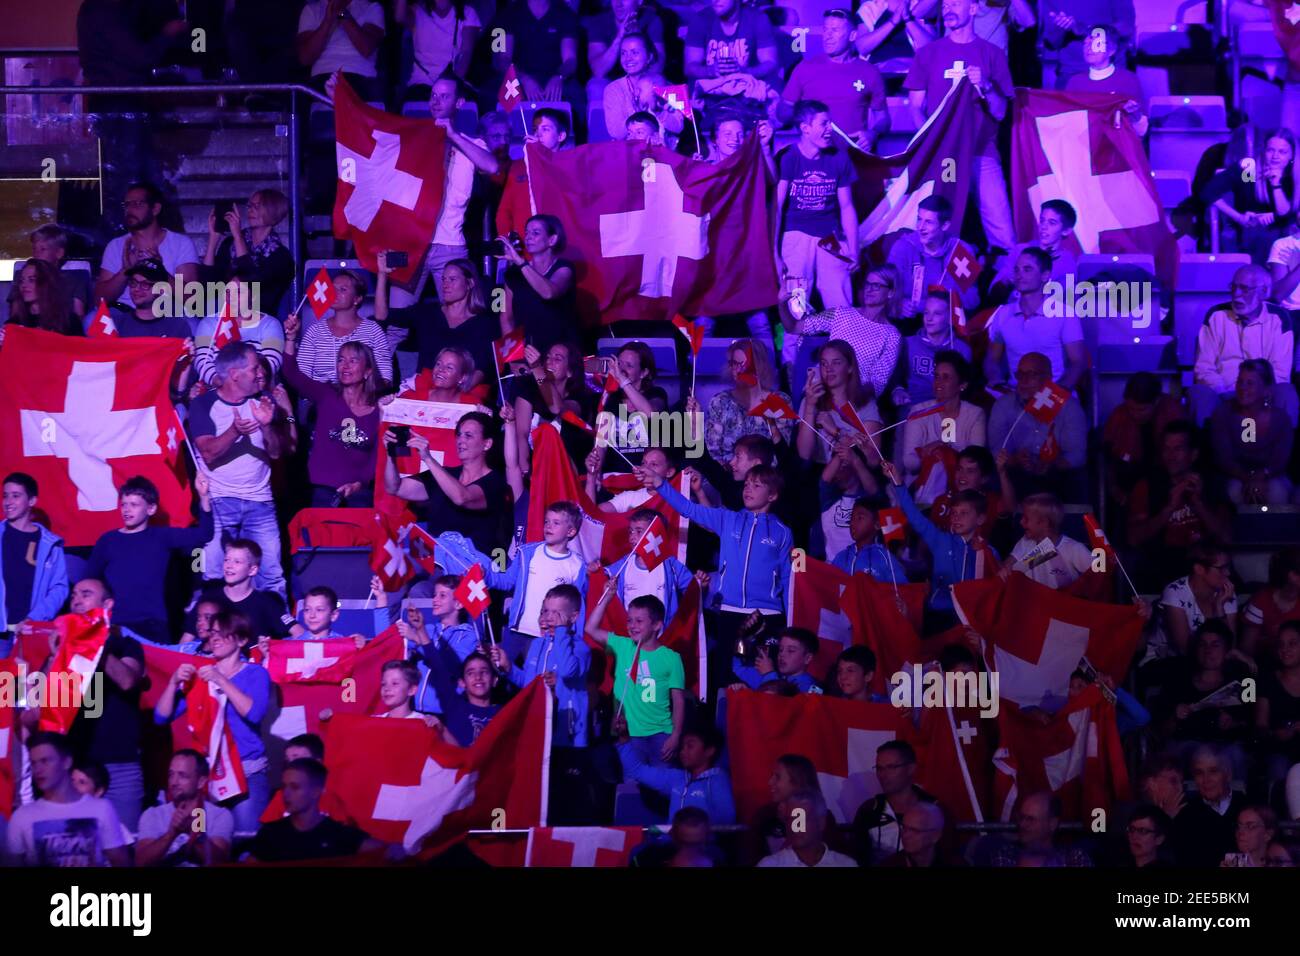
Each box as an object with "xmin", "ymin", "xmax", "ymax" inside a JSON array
[
  {"xmin": 386, "ymin": 250, "xmax": 409, "ymax": 269},
  {"xmin": 212, "ymin": 201, "xmax": 237, "ymax": 234},
  {"xmin": 389, "ymin": 424, "xmax": 412, "ymax": 458}
]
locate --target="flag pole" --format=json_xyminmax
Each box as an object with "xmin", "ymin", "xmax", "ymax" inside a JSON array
[
  {"xmin": 999, "ymin": 408, "xmax": 1027, "ymax": 450},
  {"xmin": 522, "ymin": 137, "xmax": 537, "ymax": 217}
]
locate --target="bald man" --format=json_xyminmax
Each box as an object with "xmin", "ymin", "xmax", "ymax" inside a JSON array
[
  {"xmin": 1192, "ymin": 264, "xmax": 1296, "ymax": 424},
  {"xmin": 988, "ymin": 352, "xmax": 1088, "ymax": 500},
  {"xmin": 883, "ymin": 802, "xmax": 948, "ymax": 867}
]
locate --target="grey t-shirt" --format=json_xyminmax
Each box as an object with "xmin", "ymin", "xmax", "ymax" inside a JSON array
[{"xmin": 137, "ymin": 800, "xmax": 235, "ymax": 865}]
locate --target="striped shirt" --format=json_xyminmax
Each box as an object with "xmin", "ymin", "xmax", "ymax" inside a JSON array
[
  {"xmin": 796, "ymin": 308, "xmax": 901, "ymax": 399},
  {"xmin": 193, "ymin": 312, "xmax": 285, "ymax": 384},
  {"xmin": 295, "ymin": 318, "xmax": 394, "ymax": 384}
]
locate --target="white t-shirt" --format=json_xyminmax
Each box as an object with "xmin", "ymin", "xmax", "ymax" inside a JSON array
[
  {"xmin": 1009, "ymin": 534, "xmax": 1093, "ymax": 589},
  {"xmin": 1148, "ymin": 575, "xmax": 1240, "ymax": 662},
  {"xmin": 516, "ymin": 546, "xmax": 585, "ymax": 637},
  {"xmin": 298, "ymin": 0, "xmax": 385, "ymax": 77},
  {"xmin": 136, "ymin": 800, "xmax": 235, "ymax": 864},
  {"xmin": 757, "ymin": 845, "xmax": 858, "ymax": 867},
  {"xmin": 433, "ymin": 135, "xmax": 489, "ymax": 246},
  {"xmin": 623, "ymin": 557, "xmax": 668, "ymax": 609},
  {"xmin": 188, "ymin": 391, "xmax": 273, "ymax": 501},
  {"xmin": 100, "ymin": 229, "xmax": 198, "ymax": 307},
  {"xmin": 6, "ymin": 795, "xmax": 127, "ymax": 866},
  {"xmin": 605, "ymin": 487, "xmax": 654, "ymax": 514},
  {"xmin": 1267, "ymin": 235, "xmax": 1300, "ymax": 310},
  {"xmin": 821, "ymin": 493, "xmax": 856, "ymax": 563},
  {"xmin": 988, "ymin": 298, "xmax": 1084, "ymax": 383},
  {"xmin": 409, "ymin": 4, "xmax": 481, "ymax": 85}
]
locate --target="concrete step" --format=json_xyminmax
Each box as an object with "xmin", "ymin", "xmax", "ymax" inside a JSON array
[{"xmin": 176, "ymin": 154, "xmax": 291, "ymax": 178}]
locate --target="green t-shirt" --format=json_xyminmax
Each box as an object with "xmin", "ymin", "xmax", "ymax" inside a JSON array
[{"xmin": 607, "ymin": 633, "xmax": 684, "ymax": 737}]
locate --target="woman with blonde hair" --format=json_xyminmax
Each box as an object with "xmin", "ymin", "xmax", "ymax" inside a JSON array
[{"xmin": 703, "ymin": 338, "xmax": 795, "ymax": 464}]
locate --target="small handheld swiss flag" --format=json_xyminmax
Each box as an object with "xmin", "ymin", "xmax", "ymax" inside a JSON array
[
  {"xmin": 633, "ymin": 514, "xmax": 669, "ymax": 571},
  {"xmin": 212, "ymin": 296, "xmax": 242, "ymax": 350},
  {"xmin": 498, "ymin": 64, "xmax": 523, "ymax": 113},
  {"xmin": 945, "ymin": 240, "xmax": 981, "ymax": 293},
  {"xmin": 495, "ymin": 327, "xmax": 526, "ymax": 365},
  {"xmin": 408, "ymin": 524, "xmax": 438, "ymax": 574},
  {"xmin": 87, "ymin": 299, "xmax": 117, "ymax": 338},
  {"xmin": 307, "ymin": 266, "xmax": 338, "ymax": 320},
  {"xmin": 560, "ymin": 410, "xmax": 596, "ymax": 435},
  {"xmin": 748, "ymin": 392, "xmax": 798, "ymax": 421},
  {"xmin": 671, "ymin": 314, "xmax": 703, "ymax": 355},
  {"xmin": 1082, "ymin": 513, "xmax": 1115, "ymax": 560},
  {"xmin": 838, "ymin": 402, "xmax": 868, "ymax": 434},
  {"xmin": 653, "ymin": 84, "xmax": 692, "ymax": 119},
  {"xmin": 370, "ymin": 513, "xmax": 415, "ymax": 590},
  {"xmin": 734, "ymin": 341, "xmax": 758, "ymax": 387},
  {"xmin": 455, "ymin": 563, "xmax": 492, "ymax": 618},
  {"xmin": 877, "ymin": 508, "xmax": 907, "ymax": 544},
  {"xmin": 1026, "ymin": 382, "xmax": 1071, "ymax": 424}
]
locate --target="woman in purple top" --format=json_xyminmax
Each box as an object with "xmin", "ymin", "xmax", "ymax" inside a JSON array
[{"xmin": 282, "ymin": 336, "xmax": 383, "ymax": 507}]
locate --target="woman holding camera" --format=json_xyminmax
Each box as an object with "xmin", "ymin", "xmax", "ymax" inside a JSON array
[
  {"xmin": 498, "ymin": 214, "xmax": 576, "ymax": 355},
  {"xmin": 201, "ymin": 188, "xmax": 295, "ymax": 311}
]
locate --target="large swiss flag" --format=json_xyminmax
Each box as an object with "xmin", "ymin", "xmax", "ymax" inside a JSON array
[
  {"xmin": 0, "ymin": 658, "xmax": 17, "ymax": 820},
  {"xmin": 524, "ymin": 826, "xmax": 644, "ymax": 867},
  {"xmin": 526, "ymin": 135, "xmax": 777, "ymax": 324},
  {"xmin": 269, "ymin": 628, "xmax": 404, "ymax": 741},
  {"xmin": 333, "ymin": 75, "xmax": 447, "ymax": 286},
  {"xmin": 1269, "ymin": 0, "xmax": 1300, "ymax": 76},
  {"xmin": 0, "ymin": 328, "xmax": 195, "ymax": 546}
]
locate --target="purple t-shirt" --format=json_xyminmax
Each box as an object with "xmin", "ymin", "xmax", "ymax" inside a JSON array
[
  {"xmin": 904, "ymin": 36, "xmax": 1012, "ymax": 153},
  {"xmin": 281, "ymin": 351, "xmax": 380, "ymax": 490},
  {"xmin": 783, "ymin": 55, "xmax": 886, "ymax": 136},
  {"xmin": 778, "ymin": 146, "xmax": 856, "ymax": 238}
]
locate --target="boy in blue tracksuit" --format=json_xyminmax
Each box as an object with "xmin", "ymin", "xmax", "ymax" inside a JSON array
[
  {"xmin": 883, "ymin": 462, "xmax": 997, "ymax": 632},
  {"xmin": 597, "ymin": 508, "xmax": 694, "ymax": 625},
  {"xmin": 646, "ymin": 463, "xmax": 793, "ymax": 692},
  {"xmin": 617, "ymin": 724, "xmax": 737, "ymax": 824},
  {"xmin": 487, "ymin": 583, "xmax": 597, "ymax": 824},
  {"xmin": 396, "ymin": 575, "xmax": 482, "ymax": 714},
  {"xmin": 831, "ymin": 498, "xmax": 908, "ymax": 583},
  {"xmin": 436, "ymin": 500, "xmax": 588, "ymax": 662},
  {"xmin": 1, "ymin": 472, "xmax": 69, "ymax": 656}
]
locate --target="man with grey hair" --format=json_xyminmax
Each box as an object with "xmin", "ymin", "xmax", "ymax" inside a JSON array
[
  {"xmin": 189, "ymin": 341, "xmax": 287, "ymax": 597},
  {"xmin": 1172, "ymin": 744, "xmax": 1248, "ymax": 866},
  {"xmin": 883, "ymin": 802, "xmax": 949, "ymax": 867},
  {"xmin": 1192, "ymin": 264, "xmax": 1296, "ymax": 425},
  {"xmin": 757, "ymin": 789, "xmax": 857, "ymax": 867}
]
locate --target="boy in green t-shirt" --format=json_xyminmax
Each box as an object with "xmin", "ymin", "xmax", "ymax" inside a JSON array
[{"xmin": 587, "ymin": 588, "xmax": 686, "ymax": 768}]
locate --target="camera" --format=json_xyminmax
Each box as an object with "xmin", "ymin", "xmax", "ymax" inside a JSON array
[
  {"xmin": 497, "ymin": 231, "xmax": 524, "ymax": 256},
  {"xmin": 389, "ymin": 424, "xmax": 412, "ymax": 458},
  {"xmin": 386, "ymin": 250, "xmax": 409, "ymax": 269},
  {"xmin": 734, "ymin": 614, "xmax": 780, "ymax": 667}
]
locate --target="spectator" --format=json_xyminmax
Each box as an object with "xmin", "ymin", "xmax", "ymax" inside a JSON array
[
  {"xmin": 1101, "ymin": 371, "xmax": 1187, "ymax": 509},
  {"xmin": 1240, "ymin": 548, "xmax": 1300, "ymax": 656},
  {"xmin": 513, "ymin": 341, "xmax": 597, "ymax": 475},
  {"xmin": 94, "ymin": 183, "xmax": 198, "ymax": 308},
  {"xmin": 617, "ymin": 723, "xmax": 737, "ymax": 824},
  {"xmin": 987, "ymin": 352, "xmax": 1087, "ymax": 500},
  {"xmin": 898, "ymin": 350, "xmax": 986, "ymax": 504},
  {"xmin": 396, "ymin": 0, "xmax": 480, "ymax": 100},
  {"xmin": 1208, "ymin": 360, "xmax": 1294, "ymax": 505},
  {"xmin": 1155, "ymin": 620, "xmax": 1254, "ymax": 751},
  {"xmin": 490, "ymin": 0, "xmax": 580, "ymax": 104},
  {"xmin": 707, "ymin": 114, "xmax": 777, "ymax": 179},
  {"xmin": 684, "ymin": 0, "xmax": 780, "ymax": 95},
  {"xmin": 282, "ymin": 335, "xmax": 381, "ymax": 508},
  {"xmin": 191, "ymin": 540, "xmax": 292, "ymax": 641},
  {"xmin": 625, "ymin": 110, "xmax": 663, "ymax": 144},
  {"xmin": 1255, "ymin": 621, "xmax": 1300, "ymax": 787},
  {"xmin": 191, "ymin": 342, "xmax": 287, "ymax": 597},
  {"xmin": 588, "ymin": 447, "xmax": 678, "ymax": 514},
  {"xmin": 248, "ymin": 759, "xmax": 381, "ymax": 861},
  {"xmin": 1063, "ymin": 24, "xmax": 1147, "ymax": 135},
  {"xmin": 733, "ymin": 627, "xmax": 822, "ymax": 694},
  {"xmin": 830, "ymin": 500, "xmax": 907, "ymax": 581},
  {"xmin": 191, "ymin": 271, "xmax": 286, "ymax": 388},
  {"xmin": 1191, "ymin": 264, "xmax": 1296, "ymax": 425},
  {"xmin": 1150, "ymin": 544, "xmax": 1239, "ymax": 662},
  {"xmin": 1202, "ymin": 128, "xmax": 1295, "ymax": 262},
  {"xmin": 929, "ymin": 444, "xmax": 1016, "ymax": 539},
  {"xmin": 885, "ymin": 196, "xmax": 980, "ymax": 320},
  {"xmin": 855, "ymin": 0, "xmax": 935, "ymax": 69},
  {"xmin": 111, "ymin": 261, "xmax": 193, "ymax": 340},
  {"xmin": 85, "ymin": 474, "xmax": 214, "ymax": 643},
  {"xmin": 178, "ymin": 595, "xmax": 224, "ymax": 653},
  {"xmin": 155, "ymin": 609, "xmax": 274, "ymax": 838},
  {"xmin": 833, "ymin": 645, "xmax": 883, "ymax": 701},
  {"xmin": 410, "ymin": 627, "xmax": 501, "ymax": 745},
  {"xmin": 1267, "ymin": 221, "xmax": 1300, "ymax": 312},
  {"xmin": 970, "ymin": 0, "xmax": 1036, "ymax": 50},
  {"xmin": 382, "ymin": 256, "xmax": 499, "ymax": 385},
  {"xmin": 0, "ymin": 472, "xmax": 69, "ymax": 656},
  {"xmin": 990, "ymin": 791, "xmax": 1092, "ymax": 866},
  {"xmin": 775, "ymin": 99, "xmax": 858, "ymax": 311},
  {"xmin": 883, "ymin": 802, "xmax": 951, "ymax": 867},
  {"xmin": 597, "ymin": 508, "xmax": 694, "ymax": 624},
  {"xmin": 1037, "ymin": 0, "xmax": 1134, "ymax": 89},
  {"xmin": 782, "ymin": 10, "xmax": 889, "ymax": 151},
  {"xmin": 1173, "ymin": 745, "xmax": 1248, "ymax": 866},
  {"xmin": 27, "ymin": 224, "xmax": 88, "ymax": 317},
  {"xmin": 588, "ymin": 0, "xmax": 666, "ymax": 94},
  {"xmin": 893, "ymin": 288, "xmax": 973, "ymax": 409},
  {"xmin": 499, "ymin": 214, "xmax": 578, "ymax": 355},
  {"xmin": 1229, "ymin": 805, "xmax": 1277, "ymax": 867},
  {"xmin": 989, "ymin": 199, "xmax": 1081, "ymax": 291},
  {"xmin": 744, "ymin": 754, "xmax": 827, "ymax": 861},
  {"xmin": 985, "ymin": 248, "xmax": 1086, "ymax": 390},
  {"xmin": 704, "ymin": 339, "xmax": 794, "ymax": 463},
  {"xmin": 1138, "ymin": 754, "xmax": 1190, "ymax": 854},
  {"xmin": 135, "ymin": 749, "xmax": 235, "ymax": 866},
  {"xmin": 5, "ymin": 731, "xmax": 129, "ymax": 867},
  {"xmin": 496, "ymin": 109, "xmax": 569, "ymax": 240},
  {"xmin": 287, "ymin": 273, "xmax": 392, "ymax": 386},
  {"xmin": 781, "ymin": 266, "xmax": 902, "ymax": 398},
  {"xmin": 905, "ymin": 0, "xmax": 1016, "ymax": 252},
  {"xmin": 759, "ymin": 789, "xmax": 858, "ymax": 867},
  {"xmin": 594, "ymin": 343, "xmax": 670, "ymax": 461},
  {"xmin": 796, "ymin": 340, "xmax": 882, "ymax": 465},
  {"xmin": 1003, "ymin": 493, "xmax": 1092, "ymax": 590},
  {"xmin": 634, "ymin": 806, "xmax": 722, "ymax": 868},
  {"xmin": 851, "ymin": 740, "xmax": 937, "ymax": 863},
  {"xmin": 602, "ymin": 33, "xmax": 684, "ymax": 142},
  {"xmin": 296, "ymin": 0, "xmax": 385, "ymax": 101},
  {"xmin": 370, "ymin": 660, "xmax": 436, "ymax": 722},
  {"xmin": 199, "ymin": 189, "xmax": 294, "ymax": 312},
  {"xmin": 4, "ymin": 259, "xmax": 80, "ymax": 337},
  {"xmin": 1123, "ymin": 804, "xmax": 1173, "ymax": 867}
]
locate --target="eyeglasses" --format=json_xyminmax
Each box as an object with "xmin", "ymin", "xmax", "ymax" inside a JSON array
[
  {"xmin": 122, "ymin": 199, "xmax": 151, "ymax": 209},
  {"xmin": 1126, "ymin": 825, "xmax": 1158, "ymax": 836},
  {"xmin": 726, "ymin": 358, "xmax": 749, "ymax": 368},
  {"xmin": 127, "ymin": 277, "xmax": 155, "ymax": 288},
  {"xmin": 864, "ymin": 280, "xmax": 893, "ymax": 291}
]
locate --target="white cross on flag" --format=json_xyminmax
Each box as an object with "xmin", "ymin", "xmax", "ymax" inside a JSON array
[
  {"xmin": 87, "ymin": 299, "xmax": 118, "ymax": 338},
  {"xmin": 944, "ymin": 240, "xmax": 982, "ymax": 293},
  {"xmin": 632, "ymin": 514, "xmax": 669, "ymax": 571},
  {"xmin": 370, "ymin": 512, "xmax": 416, "ymax": 591},
  {"xmin": 324, "ymin": 677, "xmax": 552, "ymax": 855},
  {"xmin": 454, "ymin": 563, "xmax": 491, "ymax": 618},
  {"xmin": 525, "ymin": 826, "xmax": 644, "ymax": 866},
  {"xmin": 1026, "ymin": 381, "xmax": 1071, "ymax": 424},
  {"xmin": 652, "ymin": 83, "xmax": 693, "ymax": 119},
  {"xmin": 1011, "ymin": 89, "xmax": 1179, "ymax": 291},
  {"xmin": 266, "ymin": 638, "xmax": 359, "ymax": 684},
  {"xmin": 306, "ymin": 266, "xmax": 338, "ymax": 321},
  {"xmin": 526, "ymin": 137, "xmax": 777, "ymax": 324},
  {"xmin": 497, "ymin": 64, "xmax": 523, "ymax": 113},
  {"xmin": 0, "ymin": 328, "xmax": 196, "ymax": 546},
  {"xmin": 212, "ymin": 293, "xmax": 243, "ymax": 349},
  {"xmin": 35, "ymin": 608, "xmax": 111, "ymax": 734},
  {"xmin": 333, "ymin": 75, "xmax": 447, "ymax": 286}
]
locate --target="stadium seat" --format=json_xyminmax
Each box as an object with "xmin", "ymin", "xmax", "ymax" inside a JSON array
[
  {"xmin": 1147, "ymin": 95, "xmax": 1230, "ymax": 179},
  {"xmin": 1234, "ymin": 23, "xmax": 1285, "ymax": 126},
  {"xmin": 696, "ymin": 337, "xmax": 735, "ymax": 378},
  {"xmin": 1152, "ymin": 170, "xmax": 1191, "ymax": 211},
  {"xmin": 1133, "ymin": 0, "xmax": 1207, "ymax": 33},
  {"xmin": 1136, "ymin": 26, "xmax": 1195, "ymax": 58},
  {"xmin": 1136, "ymin": 65, "xmax": 1171, "ymax": 103},
  {"xmin": 588, "ymin": 103, "xmax": 611, "ymax": 143},
  {"xmin": 1171, "ymin": 253, "xmax": 1252, "ymax": 365},
  {"xmin": 877, "ymin": 96, "xmax": 920, "ymax": 155}
]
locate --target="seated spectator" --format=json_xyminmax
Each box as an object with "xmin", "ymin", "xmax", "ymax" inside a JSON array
[
  {"xmin": 587, "ymin": 0, "xmax": 666, "ymax": 94},
  {"xmin": 111, "ymin": 261, "xmax": 192, "ymax": 340},
  {"xmin": 1241, "ymin": 547, "xmax": 1300, "ymax": 656},
  {"xmin": 94, "ymin": 182, "xmax": 198, "ymax": 308},
  {"xmin": 1101, "ymin": 371, "xmax": 1187, "ymax": 510},
  {"xmin": 248, "ymin": 758, "xmax": 381, "ymax": 862},
  {"xmin": 0, "ymin": 472, "xmax": 69, "ymax": 656},
  {"xmin": 499, "ymin": 214, "xmax": 578, "ymax": 356},
  {"xmin": 882, "ymin": 802, "xmax": 951, "ymax": 867},
  {"xmin": 287, "ymin": 272, "xmax": 393, "ymax": 386},
  {"xmin": 782, "ymin": 10, "xmax": 889, "ymax": 151},
  {"xmin": 135, "ymin": 749, "xmax": 235, "ymax": 866},
  {"xmin": 929, "ymin": 445, "xmax": 1016, "ymax": 540},
  {"xmin": 984, "ymin": 248, "xmax": 1086, "ymax": 391},
  {"xmin": 1155, "ymin": 620, "xmax": 1254, "ymax": 751},
  {"xmin": 617, "ymin": 723, "xmax": 736, "ymax": 824},
  {"xmin": 396, "ymin": 0, "xmax": 480, "ymax": 101},
  {"xmin": 1127, "ymin": 421, "xmax": 1233, "ymax": 591},
  {"xmin": 1257, "ymin": 622, "xmax": 1300, "ymax": 789},
  {"xmin": 1123, "ymin": 804, "xmax": 1173, "ymax": 867},
  {"xmin": 4, "ymin": 258, "xmax": 81, "ymax": 337},
  {"xmin": 27, "ymin": 224, "xmax": 88, "ymax": 317},
  {"xmin": 898, "ymin": 350, "xmax": 986, "ymax": 505},
  {"xmin": 1229, "ymin": 805, "xmax": 1277, "ymax": 867},
  {"xmin": 987, "ymin": 353, "xmax": 1087, "ymax": 501},
  {"xmin": 743, "ymin": 753, "xmax": 837, "ymax": 862},
  {"xmin": 1192, "ymin": 264, "xmax": 1295, "ymax": 425},
  {"xmin": 886, "ymin": 195, "xmax": 980, "ymax": 321},
  {"xmin": 893, "ymin": 289, "xmax": 973, "ymax": 409},
  {"xmin": 490, "ymin": 0, "xmax": 579, "ymax": 104},
  {"xmin": 192, "ymin": 270, "xmax": 286, "ymax": 386},
  {"xmin": 496, "ymin": 109, "xmax": 569, "ymax": 240},
  {"xmin": 70, "ymin": 760, "xmax": 136, "ymax": 849},
  {"xmin": 1208, "ymin": 360, "xmax": 1295, "ymax": 505},
  {"xmin": 797, "ymin": 339, "xmax": 882, "ymax": 467},
  {"xmin": 989, "ymin": 199, "xmax": 1080, "ymax": 291},
  {"xmin": 382, "ymin": 256, "xmax": 499, "ymax": 386},
  {"xmin": 1173, "ymin": 744, "xmax": 1248, "ymax": 866},
  {"xmin": 296, "ymin": 0, "xmax": 385, "ymax": 101},
  {"xmin": 192, "ymin": 540, "xmax": 292, "ymax": 641},
  {"xmin": 282, "ymin": 336, "xmax": 381, "ymax": 508},
  {"xmin": 1150, "ymin": 543, "xmax": 1239, "ymax": 663},
  {"xmin": 633, "ymin": 806, "xmax": 721, "ymax": 868},
  {"xmin": 1063, "ymin": 25, "xmax": 1147, "ymax": 135},
  {"xmin": 851, "ymin": 740, "xmax": 936, "ymax": 864},
  {"xmin": 1267, "ymin": 840, "xmax": 1298, "ymax": 866},
  {"xmin": 989, "ymin": 791, "xmax": 1092, "ymax": 866},
  {"xmin": 733, "ymin": 627, "xmax": 822, "ymax": 694},
  {"xmin": 684, "ymin": 0, "xmax": 780, "ymax": 106},
  {"xmin": 758, "ymin": 789, "xmax": 857, "ymax": 867},
  {"xmin": 602, "ymin": 33, "xmax": 683, "ymax": 142},
  {"xmin": 1137, "ymin": 754, "xmax": 1190, "ymax": 851},
  {"xmin": 5, "ymin": 731, "xmax": 129, "ymax": 867},
  {"xmin": 704, "ymin": 338, "xmax": 795, "ymax": 464},
  {"xmin": 1038, "ymin": 0, "xmax": 1133, "ymax": 89},
  {"xmin": 199, "ymin": 189, "xmax": 294, "ymax": 312},
  {"xmin": 1267, "ymin": 220, "xmax": 1300, "ymax": 312},
  {"xmin": 832, "ymin": 645, "xmax": 885, "ymax": 702},
  {"xmin": 625, "ymin": 110, "xmax": 663, "ymax": 144},
  {"xmin": 259, "ymin": 734, "xmax": 355, "ymax": 825},
  {"xmin": 830, "ymin": 499, "xmax": 907, "ymax": 582},
  {"xmin": 1003, "ymin": 493, "xmax": 1092, "ymax": 591},
  {"xmin": 1201, "ymin": 128, "xmax": 1296, "ymax": 262}
]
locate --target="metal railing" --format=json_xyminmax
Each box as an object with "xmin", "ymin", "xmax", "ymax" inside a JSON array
[{"xmin": 1, "ymin": 82, "xmax": 333, "ymax": 305}]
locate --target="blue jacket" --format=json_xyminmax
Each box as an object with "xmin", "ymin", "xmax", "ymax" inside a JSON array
[
  {"xmin": 604, "ymin": 554, "xmax": 693, "ymax": 625},
  {"xmin": 438, "ymin": 533, "xmax": 588, "ymax": 633},
  {"xmin": 732, "ymin": 666, "xmax": 823, "ymax": 694},
  {"xmin": 411, "ymin": 621, "xmax": 480, "ymax": 714},
  {"xmin": 506, "ymin": 623, "xmax": 592, "ymax": 748},
  {"xmin": 895, "ymin": 484, "xmax": 998, "ymax": 611},
  {"xmin": 831, "ymin": 541, "xmax": 907, "ymax": 582},
  {"xmin": 617, "ymin": 741, "xmax": 737, "ymax": 824},
  {"xmin": 0, "ymin": 522, "xmax": 69, "ymax": 633},
  {"xmin": 657, "ymin": 481, "xmax": 792, "ymax": 614}
]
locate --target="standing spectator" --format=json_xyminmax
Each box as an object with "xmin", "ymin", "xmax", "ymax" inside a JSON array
[
  {"xmin": 1207, "ymin": 360, "xmax": 1294, "ymax": 505},
  {"xmin": 496, "ymin": 109, "xmax": 569, "ymax": 241},
  {"xmin": 192, "ymin": 540, "xmax": 293, "ymax": 641},
  {"xmin": 775, "ymin": 99, "xmax": 858, "ymax": 311},
  {"xmin": 626, "ymin": 111, "xmax": 664, "ymax": 143},
  {"xmin": 617, "ymin": 724, "xmax": 737, "ymax": 824},
  {"xmin": 296, "ymin": 0, "xmax": 385, "ymax": 100},
  {"xmin": 135, "ymin": 749, "xmax": 235, "ymax": 866},
  {"xmin": 1063, "ymin": 24, "xmax": 1147, "ymax": 134},
  {"xmin": 984, "ymin": 248, "xmax": 1087, "ymax": 390},
  {"xmin": 512, "ymin": 341, "xmax": 597, "ymax": 475},
  {"xmin": 830, "ymin": 500, "xmax": 907, "ymax": 580},
  {"xmin": 190, "ymin": 342, "xmax": 287, "ymax": 597},
  {"xmin": 987, "ymin": 353, "xmax": 1088, "ymax": 500},
  {"xmin": 490, "ymin": 0, "xmax": 580, "ymax": 104},
  {"xmin": 855, "ymin": 0, "xmax": 935, "ymax": 69},
  {"xmin": 989, "ymin": 199, "xmax": 1081, "ymax": 291},
  {"xmin": 851, "ymin": 739, "xmax": 936, "ymax": 863},
  {"xmin": 396, "ymin": 0, "xmax": 480, "ymax": 100},
  {"xmin": 893, "ymin": 289, "xmax": 972, "ymax": 409},
  {"xmin": 5, "ymin": 732, "xmax": 129, "ymax": 867},
  {"xmin": 796, "ymin": 340, "xmax": 883, "ymax": 468},
  {"xmin": 1037, "ymin": 0, "xmax": 1134, "ymax": 89},
  {"xmin": 886, "ymin": 196, "xmax": 980, "ymax": 320},
  {"xmin": 192, "ymin": 270, "xmax": 286, "ymax": 385},
  {"xmin": 759, "ymin": 790, "xmax": 858, "ymax": 867},
  {"xmin": 684, "ymin": 0, "xmax": 780, "ymax": 91},
  {"xmin": 1202, "ymin": 129, "xmax": 1295, "ymax": 262},
  {"xmin": 199, "ymin": 189, "xmax": 294, "ymax": 313},
  {"xmin": 286, "ymin": 273, "xmax": 393, "ymax": 386},
  {"xmin": 1191, "ymin": 265, "xmax": 1296, "ymax": 425},
  {"xmin": 248, "ymin": 759, "xmax": 381, "ymax": 861},
  {"xmin": 782, "ymin": 10, "xmax": 889, "ymax": 151},
  {"xmin": 602, "ymin": 33, "xmax": 684, "ymax": 142},
  {"xmin": 5, "ymin": 259, "xmax": 80, "ymax": 337},
  {"xmin": 968, "ymin": 0, "xmax": 1036, "ymax": 50},
  {"xmin": 498, "ymin": 214, "xmax": 577, "ymax": 354},
  {"xmin": 94, "ymin": 183, "xmax": 199, "ymax": 308},
  {"xmin": 904, "ymin": 0, "xmax": 1016, "ymax": 252},
  {"xmin": 732, "ymin": 628, "xmax": 822, "ymax": 694},
  {"xmin": 0, "ymin": 473, "xmax": 68, "ymax": 656},
  {"xmin": 898, "ymin": 350, "xmax": 985, "ymax": 504}
]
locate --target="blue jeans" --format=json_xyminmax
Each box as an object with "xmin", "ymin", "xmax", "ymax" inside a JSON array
[
  {"xmin": 105, "ymin": 760, "xmax": 145, "ymax": 835},
  {"xmin": 624, "ymin": 732, "xmax": 671, "ymax": 773},
  {"xmin": 226, "ymin": 768, "xmax": 271, "ymax": 839},
  {"xmin": 205, "ymin": 497, "xmax": 285, "ymax": 597}
]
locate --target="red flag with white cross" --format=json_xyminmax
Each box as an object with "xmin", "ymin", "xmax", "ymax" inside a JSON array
[
  {"xmin": 494, "ymin": 327, "xmax": 526, "ymax": 365},
  {"xmin": 455, "ymin": 563, "xmax": 491, "ymax": 619},
  {"xmin": 212, "ymin": 296, "xmax": 242, "ymax": 349},
  {"xmin": 671, "ymin": 314, "xmax": 704, "ymax": 355},
  {"xmin": 632, "ymin": 514, "xmax": 669, "ymax": 571},
  {"xmin": 944, "ymin": 240, "xmax": 981, "ymax": 293},
  {"xmin": 408, "ymin": 524, "xmax": 438, "ymax": 574},
  {"xmin": 1269, "ymin": 0, "xmax": 1300, "ymax": 75},
  {"xmin": 1082, "ymin": 513, "xmax": 1115, "ymax": 561},
  {"xmin": 498, "ymin": 64, "xmax": 524, "ymax": 114},
  {"xmin": 370, "ymin": 511, "xmax": 416, "ymax": 591},
  {"xmin": 525, "ymin": 827, "xmax": 644, "ymax": 866},
  {"xmin": 87, "ymin": 299, "xmax": 117, "ymax": 338},
  {"xmin": 267, "ymin": 638, "xmax": 360, "ymax": 685},
  {"xmin": 877, "ymin": 507, "xmax": 907, "ymax": 544},
  {"xmin": 747, "ymin": 391, "xmax": 799, "ymax": 421},
  {"xmin": 267, "ymin": 629, "xmax": 403, "ymax": 741},
  {"xmin": 653, "ymin": 84, "xmax": 692, "ymax": 120},
  {"xmin": 1025, "ymin": 381, "xmax": 1071, "ymax": 424},
  {"xmin": 306, "ymin": 266, "xmax": 338, "ymax": 320},
  {"xmin": 36, "ymin": 609, "xmax": 111, "ymax": 733}
]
